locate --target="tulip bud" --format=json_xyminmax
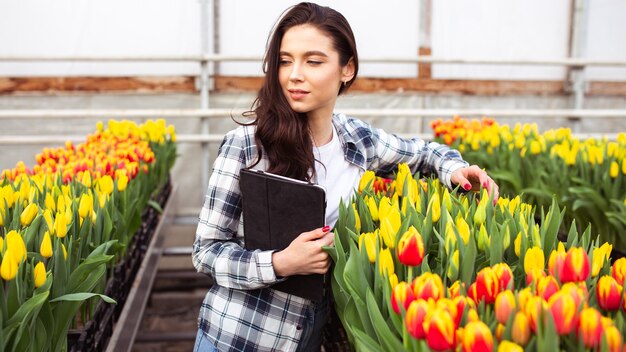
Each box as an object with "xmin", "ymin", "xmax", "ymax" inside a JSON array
[
  {"xmin": 473, "ymin": 201, "xmax": 486, "ymax": 226},
  {"xmin": 358, "ymin": 232, "xmax": 377, "ymax": 263},
  {"xmin": 495, "ymin": 290, "xmax": 516, "ymax": 325},
  {"xmin": 20, "ymin": 203, "xmax": 39, "ymax": 227},
  {"xmin": 610, "ymin": 161, "xmax": 619, "ymax": 178},
  {"xmin": 547, "ymin": 291, "xmax": 577, "ymax": 335},
  {"xmin": 428, "ymin": 194, "xmax": 441, "ymax": 223},
  {"xmin": 548, "ymin": 242, "xmax": 566, "ymax": 278},
  {"xmin": 578, "ymin": 307, "xmax": 603, "ymax": 349},
  {"xmin": 462, "ymin": 321, "xmax": 493, "ymax": 352},
  {"xmin": 43, "ymin": 208, "xmax": 54, "ymax": 232},
  {"xmin": 442, "ymin": 188, "xmax": 452, "ymax": 210},
  {"xmin": 603, "ymin": 324, "xmax": 623, "ymax": 352},
  {"xmin": 365, "ymin": 196, "xmax": 379, "ymax": 221},
  {"xmin": 391, "ymin": 281, "xmax": 415, "ymax": 315},
  {"xmin": 378, "ymin": 248, "xmax": 394, "ymax": 277},
  {"xmin": 511, "ymin": 312, "xmax": 531, "ymax": 346},
  {"xmin": 524, "ymin": 246, "xmax": 545, "ymax": 275},
  {"xmin": 446, "ymin": 250, "xmax": 459, "ymax": 281},
  {"xmin": 412, "ymin": 272, "xmax": 445, "ymax": 301},
  {"xmin": 117, "ymin": 172, "xmax": 129, "ymax": 191},
  {"xmin": 33, "ymin": 262, "xmax": 46, "ymax": 288},
  {"xmin": 78, "ymin": 192, "xmax": 94, "ymax": 219},
  {"xmin": 1, "ymin": 249, "xmax": 18, "ymax": 281},
  {"xmin": 471, "ymin": 266, "xmax": 500, "ymax": 304},
  {"xmin": 425, "ymin": 307, "xmax": 456, "ymax": 351},
  {"xmin": 81, "ymin": 170, "xmax": 92, "ymax": 188},
  {"xmin": 61, "ymin": 243, "xmax": 68, "ymax": 260},
  {"xmin": 523, "ymin": 295, "xmax": 546, "ymax": 333},
  {"xmin": 455, "ymin": 215, "xmax": 470, "ymax": 244},
  {"xmin": 448, "ymin": 280, "xmax": 463, "ymax": 299},
  {"xmin": 477, "ymin": 224, "xmax": 490, "ymax": 252},
  {"xmin": 493, "ymin": 263, "xmax": 514, "ymax": 291},
  {"xmin": 40, "ymin": 231, "xmax": 53, "ymax": 258},
  {"xmin": 596, "ymin": 275, "xmax": 622, "ymax": 311},
  {"xmin": 514, "ymin": 231, "xmax": 522, "ymax": 257},
  {"xmin": 536, "ymin": 275, "xmax": 559, "ymax": 301},
  {"xmin": 397, "ymin": 226, "xmax": 424, "ymax": 267},
  {"xmin": 379, "ymin": 208, "xmax": 400, "ymax": 249},
  {"xmin": 98, "ymin": 175, "xmax": 115, "ymax": 196},
  {"xmin": 405, "ymin": 299, "xmax": 432, "ymax": 339},
  {"xmin": 611, "ymin": 257, "xmax": 626, "ymax": 285},
  {"xmin": 395, "ymin": 163, "xmax": 411, "ymax": 196},
  {"xmin": 351, "ymin": 204, "xmax": 361, "ymax": 234},
  {"xmin": 6, "ymin": 230, "xmax": 27, "ymax": 264},
  {"xmin": 498, "ymin": 340, "xmax": 524, "ymax": 352},
  {"xmin": 560, "ymin": 247, "xmax": 590, "ymax": 283},
  {"xmin": 592, "ymin": 242, "xmax": 612, "ymax": 277},
  {"xmin": 44, "ymin": 192, "xmax": 56, "ymax": 212},
  {"xmin": 359, "ymin": 171, "xmax": 375, "ymax": 192}
]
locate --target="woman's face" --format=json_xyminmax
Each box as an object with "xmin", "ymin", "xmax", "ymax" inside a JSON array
[{"xmin": 278, "ymin": 24, "xmax": 353, "ymax": 121}]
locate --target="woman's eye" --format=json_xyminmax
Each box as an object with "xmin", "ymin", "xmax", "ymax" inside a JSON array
[
  {"xmin": 308, "ymin": 61, "xmax": 322, "ymax": 65},
  {"xmin": 279, "ymin": 60, "xmax": 291, "ymax": 65}
]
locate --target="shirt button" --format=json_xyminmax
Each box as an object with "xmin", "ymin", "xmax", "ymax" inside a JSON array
[{"xmin": 296, "ymin": 326, "xmax": 302, "ymax": 330}]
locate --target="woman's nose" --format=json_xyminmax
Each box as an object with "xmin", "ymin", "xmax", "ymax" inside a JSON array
[{"xmin": 289, "ymin": 65, "xmax": 304, "ymax": 82}]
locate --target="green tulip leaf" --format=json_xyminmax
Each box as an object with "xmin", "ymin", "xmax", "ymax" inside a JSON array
[{"xmin": 49, "ymin": 292, "xmax": 116, "ymax": 304}]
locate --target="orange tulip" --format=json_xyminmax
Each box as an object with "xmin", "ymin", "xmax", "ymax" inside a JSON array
[
  {"xmin": 547, "ymin": 291, "xmax": 577, "ymax": 335},
  {"xmin": 391, "ymin": 281, "xmax": 415, "ymax": 315},
  {"xmin": 405, "ymin": 299, "xmax": 432, "ymax": 339},
  {"xmin": 560, "ymin": 247, "xmax": 590, "ymax": 283},
  {"xmin": 470, "ymin": 266, "xmax": 500, "ymax": 304},
  {"xmin": 493, "ymin": 263, "xmax": 514, "ymax": 291},
  {"xmin": 412, "ymin": 272, "xmax": 445, "ymax": 301},
  {"xmin": 523, "ymin": 295, "xmax": 546, "ymax": 333},
  {"xmin": 511, "ymin": 312, "xmax": 531, "ymax": 346},
  {"xmin": 425, "ymin": 307, "xmax": 456, "ymax": 351},
  {"xmin": 461, "ymin": 321, "xmax": 493, "ymax": 352},
  {"xmin": 547, "ymin": 242, "xmax": 566, "ymax": 278},
  {"xmin": 578, "ymin": 307, "xmax": 603, "ymax": 349},
  {"xmin": 397, "ymin": 226, "xmax": 424, "ymax": 267},
  {"xmin": 596, "ymin": 275, "xmax": 623, "ymax": 311},
  {"xmin": 603, "ymin": 324, "xmax": 623, "ymax": 352},
  {"xmin": 452, "ymin": 296, "xmax": 473, "ymax": 327},
  {"xmin": 612, "ymin": 257, "xmax": 626, "ymax": 285},
  {"xmin": 495, "ymin": 290, "xmax": 516, "ymax": 325},
  {"xmin": 536, "ymin": 275, "xmax": 559, "ymax": 301}
]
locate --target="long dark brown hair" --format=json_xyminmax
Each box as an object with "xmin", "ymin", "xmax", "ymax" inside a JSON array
[{"xmin": 244, "ymin": 2, "xmax": 359, "ymax": 181}]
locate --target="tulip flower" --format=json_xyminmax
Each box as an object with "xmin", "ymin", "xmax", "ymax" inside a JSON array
[
  {"xmin": 596, "ymin": 275, "xmax": 623, "ymax": 311},
  {"xmin": 610, "ymin": 161, "xmax": 619, "ymax": 178},
  {"xmin": 405, "ymin": 299, "xmax": 432, "ymax": 339},
  {"xmin": 379, "ymin": 208, "xmax": 400, "ymax": 249},
  {"xmin": 412, "ymin": 272, "xmax": 445, "ymax": 301},
  {"xmin": 40, "ymin": 231, "xmax": 53, "ymax": 258},
  {"xmin": 391, "ymin": 281, "xmax": 415, "ymax": 314},
  {"xmin": 378, "ymin": 248, "xmax": 394, "ymax": 277},
  {"xmin": 578, "ymin": 307, "xmax": 603, "ymax": 349},
  {"xmin": 524, "ymin": 246, "xmax": 544, "ymax": 275},
  {"xmin": 1, "ymin": 249, "xmax": 18, "ymax": 281},
  {"xmin": 498, "ymin": 340, "xmax": 524, "ymax": 352},
  {"xmin": 524, "ymin": 295, "xmax": 546, "ymax": 333},
  {"xmin": 473, "ymin": 200, "xmax": 486, "ymax": 226},
  {"xmin": 358, "ymin": 170, "xmax": 376, "ymax": 192},
  {"xmin": 511, "ymin": 312, "xmax": 531, "ymax": 346},
  {"xmin": 98, "ymin": 175, "xmax": 115, "ymax": 195},
  {"xmin": 424, "ymin": 307, "xmax": 456, "ymax": 351},
  {"xmin": 20, "ymin": 202, "xmax": 39, "ymax": 227},
  {"xmin": 548, "ymin": 242, "xmax": 566, "ymax": 278},
  {"xmin": 351, "ymin": 204, "xmax": 361, "ymax": 234},
  {"xmin": 452, "ymin": 296, "xmax": 473, "ymax": 326},
  {"xmin": 536, "ymin": 275, "xmax": 559, "ymax": 301},
  {"xmin": 428, "ymin": 194, "xmax": 441, "ymax": 223},
  {"xmin": 560, "ymin": 247, "xmax": 590, "ymax": 283},
  {"xmin": 476, "ymin": 224, "xmax": 490, "ymax": 252},
  {"xmin": 603, "ymin": 324, "xmax": 623, "ymax": 352},
  {"xmin": 33, "ymin": 261, "xmax": 47, "ymax": 288},
  {"xmin": 471, "ymin": 267, "xmax": 500, "ymax": 304},
  {"xmin": 514, "ymin": 231, "xmax": 522, "ymax": 257},
  {"xmin": 395, "ymin": 163, "xmax": 411, "ymax": 196},
  {"xmin": 397, "ymin": 226, "xmax": 424, "ymax": 267},
  {"xmin": 117, "ymin": 172, "xmax": 129, "ymax": 191},
  {"xmin": 78, "ymin": 192, "xmax": 94, "ymax": 219},
  {"xmin": 447, "ymin": 250, "xmax": 459, "ymax": 281},
  {"xmin": 592, "ymin": 242, "xmax": 612, "ymax": 277},
  {"xmin": 462, "ymin": 321, "xmax": 493, "ymax": 352},
  {"xmin": 448, "ymin": 280, "xmax": 463, "ymax": 299},
  {"xmin": 493, "ymin": 263, "xmax": 514, "ymax": 291},
  {"xmin": 561, "ymin": 282, "xmax": 587, "ymax": 311},
  {"xmin": 495, "ymin": 290, "xmax": 516, "ymax": 324},
  {"xmin": 547, "ymin": 291, "xmax": 577, "ymax": 335},
  {"xmin": 358, "ymin": 232, "xmax": 377, "ymax": 263},
  {"xmin": 455, "ymin": 215, "xmax": 470, "ymax": 244},
  {"xmin": 61, "ymin": 243, "xmax": 68, "ymax": 260},
  {"xmin": 365, "ymin": 196, "xmax": 379, "ymax": 221},
  {"xmin": 44, "ymin": 192, "xmax": 56, "ymax": 212},
  {"xmin": 6, "ymin": 230, "xmax": 27, "ymax": 264},
  {"xmin": 611, "ymin": 257, "xmax": 626, "ymax": 285},
  {"xmin": 442, "ymin": 188, "xmax": 452, "ymax": 210}
]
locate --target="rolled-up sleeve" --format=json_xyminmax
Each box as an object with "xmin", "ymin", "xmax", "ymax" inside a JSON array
[{"xmin": 192, "ymin": 129, "xmax": 280, "ymax": 290}]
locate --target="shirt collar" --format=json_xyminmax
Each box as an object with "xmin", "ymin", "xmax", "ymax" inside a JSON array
[{"xmin": 332, "ymin": 113, "xmax": 367, "ymax": 171}]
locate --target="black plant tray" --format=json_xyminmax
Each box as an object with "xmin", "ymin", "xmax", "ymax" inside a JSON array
[{"xmin": 67, "ymin": 179, "xmax": 172, "ymax": 352}]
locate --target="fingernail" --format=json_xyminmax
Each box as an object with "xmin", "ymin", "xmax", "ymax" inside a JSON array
[
  {"xmin": 323, "ymin": 225, "xmax": 330, "ymax": 232},
  {"xmin": 482, "ymin": 182, "xmax": 488, "ymax": 188},
  {"xmin": 464, "ymin": 183, "xmax": 472, "ymax": 191}
]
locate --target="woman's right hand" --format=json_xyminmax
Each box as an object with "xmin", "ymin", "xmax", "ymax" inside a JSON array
[{"xmin": 272, "ymin": 226, "xmax": 334, "ymax": 277}]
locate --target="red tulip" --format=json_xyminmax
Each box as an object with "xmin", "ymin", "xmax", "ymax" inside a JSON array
[
  {"xmin": 597, "ymin": 275, "xmax": 623, "ymax": 311},
  {"xmin": 560, "ymin": 247, "xmax": 590, "ymax": 283},
  {"xmin": 425, "ymin": 307, "xmax": 456, "ymax": 351},
  {"xmin": 391, "ymin": 281, "xmax": 416, "ymax": 314},
  {"xmin": 548, "ymin": 243, "xmax": 566, "ymax": 278},
  {"xmin": 612, "ymin": 257, "xmax": 626, "ymax": 285},
  {"xmin": 577, "ymin": 307, "xmax": 603, "ymax": 349},
  {"xmin": 525, "ymin": 268, "xmax": 546, "ymax": 287},
  {"xmin": 603, "ymin": 324, "xmax": 623, "ymax": 352},
  {"xmin": 397, "ymin": 226, "xmax": 425, "ymax": 267},
  {"xmin": 536, "ymin": 275, "xmax": 560, "ymax": 301},
  {"xmin": 495, "ymin": 290, "xmax": 516, "ymax": 325},
  {"xmin": 461, "ymin": 321, "xmax": 493, "ymax": 352},
  {"xmin": 412, "ymin": 272, "xmax": 445, "ymax": 301},
  {"xmin": 493, "ymin": 263, "xmax": 514, "ymax": 291},
  {"xmin": 471, "ymin": 267, "xmax": 500, "ymax": 304},
  {"xmin": 405, "ymin": 299, "xmax": 432, "ymax": 339},
  {"xmin": 547, "ymin": 291, "xmax": 578, "ymax": 335}
]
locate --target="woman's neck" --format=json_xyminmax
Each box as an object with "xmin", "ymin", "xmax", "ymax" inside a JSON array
[{"xmin": 308, "ymin": 112, "xmax": 334, "ymax": 147}]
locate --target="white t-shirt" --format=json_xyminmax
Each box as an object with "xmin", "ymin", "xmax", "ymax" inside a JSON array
[{"xmin": 312, "ymin": 125, "xmax": 362, "ymax": 228}]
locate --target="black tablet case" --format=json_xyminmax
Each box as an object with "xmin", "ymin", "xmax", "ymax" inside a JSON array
[{"xmin": 239, "ymin": 168, "xmax": 327, "ymax": 301}]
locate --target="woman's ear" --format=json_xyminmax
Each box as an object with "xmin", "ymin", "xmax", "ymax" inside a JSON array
[{"xmin": 341, "ymin": 57, "xmax": 356, "ymax": 82}]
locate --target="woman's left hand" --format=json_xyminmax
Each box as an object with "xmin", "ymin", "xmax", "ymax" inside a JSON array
[{"xmin": 451, "ymin": 165, "xmax": 499, "ymax": 204}]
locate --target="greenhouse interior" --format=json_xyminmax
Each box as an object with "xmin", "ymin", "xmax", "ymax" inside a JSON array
[{"xmin": 1, "ymin": 0, "xmax": 626, "ymax": 351}]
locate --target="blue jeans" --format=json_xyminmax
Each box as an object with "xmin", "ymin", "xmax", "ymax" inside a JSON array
[
  {"xmin": 194, "ymin": 330, "xmax": 218, "ymax": 352},
  {"xmin": 295, "ymin": 296, "xmax": 330, "ymax": 352}
]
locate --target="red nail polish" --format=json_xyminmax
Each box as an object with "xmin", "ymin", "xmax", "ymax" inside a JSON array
[
  {"xmin": 464, "ymin": 183, "xmax": 472, "ymax": 191},
  {"xmin": 483, "ymin": 182, "xmax": 488, "ymax": 188},
  {"xmin": 323, "ymin": 225, "xmax": 330, "ymax": 232}
]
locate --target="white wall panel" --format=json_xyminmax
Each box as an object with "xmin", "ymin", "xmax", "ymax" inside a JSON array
[
  {"xmin": 432, "ymin": 0, "xmax": 570, "ymax": 80},
  {"xmin": 585, "ymin": 0, "xmax": 626, "ymax": 81},
  {"xmin": 0, "ymin": 0, "xmax": 202, "ymax": 75},
  {"xmin": 218, "ymin": 0, "xmax": 418, "ymax": 78}
]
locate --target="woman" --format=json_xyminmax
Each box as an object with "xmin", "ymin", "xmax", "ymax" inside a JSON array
[{"xmin": 192, "ymin": 3, "xmax": 499, "ymax": 351}]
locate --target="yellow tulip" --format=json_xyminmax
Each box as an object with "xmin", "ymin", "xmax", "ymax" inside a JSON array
[
  {"xmin": 358, "ymin": 232, "xmax": 377, "ymax": 263},
  {"xmin": 20, "ymin": 203, "xmax": 39, "ymax": 227},
  {"xmin": 378, "ymin": 196, "xmax": 393, "ymax": 218},
  {"xmin": 358, "ymin": 170, "xmax": 375, "ymax": 193},
  {"xmin": 610, "ymin": 161, "xmax": 619, "ymax": 179},
  {"xmin": 622, "ymin": 159, "xmax": 626, "ymax": 175},
  {"xmin": 61, "ymin": 243, "xmax": 68, "ymax": 260},
  {"xmin": 43, "ymin": 209, "xmax": 54, "ymax": 231},
  {"xmin": 395, "ymin": 163, "xmax": 411, "ymax": 196},
  {"xmin": 442, "ymin": 188, "xmax": 452, "ymax": 210},
  {"xmin": 455, "ymin": 215, "xmax": 470, "ymax": 244},
  {"xmin": 117, "ymin": 173, "xmax": 129, "ymax": 192},
  {"xmin": 81, "ymin": 170, "xmax": 92, "ymax": 188},
  {"xmin": 444, "ymin": 223, "xmax": 457, "ymax": 255},
  {"xmin": 351, "ymin": 204, "xmax": 361, "ymax": 234},
  {"xmin": 429, "ymin": 194, "xmax": 441, "ymax": 223},
  {"xmin": 54, "ymin": 211, "xmax": 69, "ymax": 238},
  {"xmin": 6, "ymin": 230, "xmax": 26, "ymax": 264},
  {"xmin": 44, "ymin": 192, "xmax": 56, "ymax": 212},
  {"xmin": 363, "ymin": 196, "xmax": 378, "ymax": 222},
  {"xmin": 98, "ymin": 175, "xmax": 115, "ymax": 195},
  {"xmin": 524, "ymin": 246, "xmax": 545, "ymax": 274},
  {"xmin": 57, "ymin": 194, "xmax": 66, "ymax": 212},
  {"xmin": 33, "ymin": 262, "xmax": 46, "ymax": 288},
  {"xmin": 447, "ymin": 250, "xmax": 459, "ymax": 281},
  {"xmin": 78, "ymin": 192, "xmax": 94, "ymax": 219},
  {"xmin": 1, "ymin": 249, "xmax": 18, "ymax": 281},
  {"xmin": 379, "ymin": 208, "xmax": 401, "ymax": 249},
  {"xmin": 477, "ymin": 224, "xmax": 490, "ymax": 252},
  {"xmin": 530, "ymin": 140, "xmax": 541, "ymax": 155},
  {"xmin": 592, "ymin": 242, "xmax": 612, "ymax": 277},
  {"xmin": 40, "ymin": 231, "xmax": 53, "ymax": 258},
  {"xmin": 379, "ymin": 248, "xmax": 394, "ymax": 277}
]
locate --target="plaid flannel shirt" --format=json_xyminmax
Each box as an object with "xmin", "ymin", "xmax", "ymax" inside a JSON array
[{"xmin": 192, "ymin": 113, "xmax": 468, "ymax": 351}]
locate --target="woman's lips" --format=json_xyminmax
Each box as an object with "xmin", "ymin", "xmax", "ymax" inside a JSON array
[{"xmin": 288, "ymin": 89, "xmax": 309, "ymax": 100}]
